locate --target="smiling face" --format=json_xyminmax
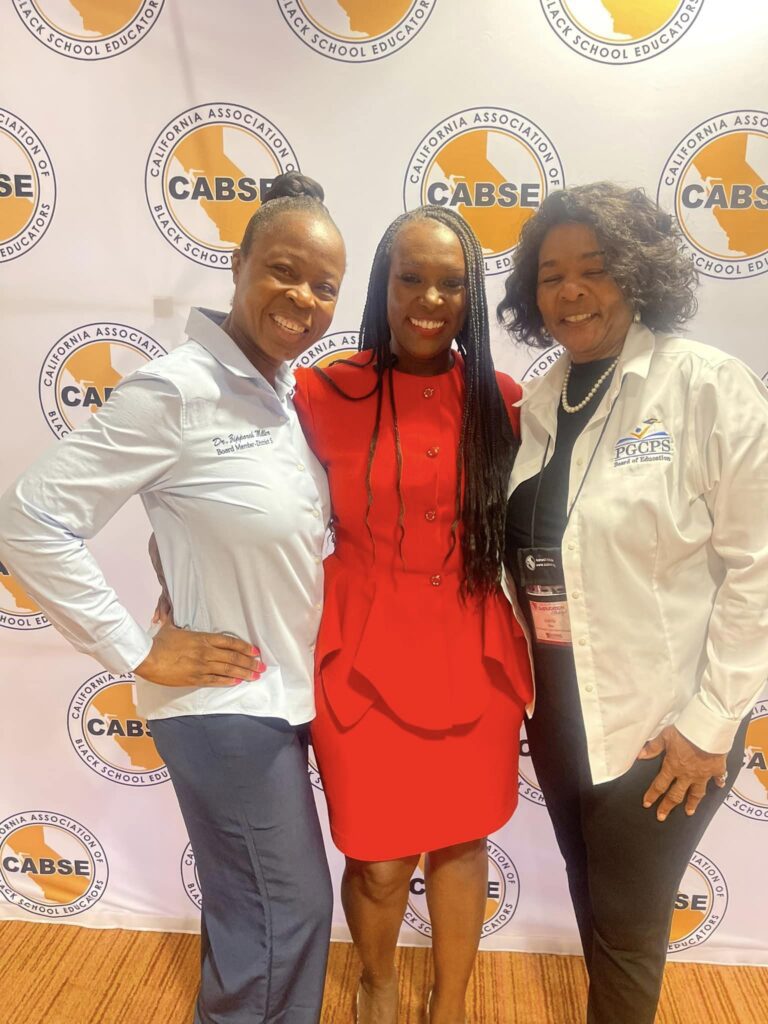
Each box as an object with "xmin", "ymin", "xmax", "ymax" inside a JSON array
[
  {"xmin": 536, "ymin": 221, "xmax": 633, "ymax": 363},
  {"xmin": 225, "ymin": 210, "xmax": 346, "ymax": 379},
  {"xmin": 386, "ymin": 218, "xmax": 467, "ymax": 375}
]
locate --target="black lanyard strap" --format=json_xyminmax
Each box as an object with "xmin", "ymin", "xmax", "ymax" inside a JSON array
[{"xmin": 529, "ymin": 374, "xmax": 625, "ymax": 547}]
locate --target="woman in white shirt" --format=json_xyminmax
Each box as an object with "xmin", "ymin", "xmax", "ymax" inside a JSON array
[
  {"xmin": 498, "ymin": 181, "xmax": 768, "ymax": 1024},
  {"xmin": 0, "ymin": 174, "xmax": 347, "ymax": 1024}
]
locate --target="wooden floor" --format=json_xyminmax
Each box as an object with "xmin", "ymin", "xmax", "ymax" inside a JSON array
[{"xmin": 1, "ymin": 921, "xmax": 766, "ymax": 1023}]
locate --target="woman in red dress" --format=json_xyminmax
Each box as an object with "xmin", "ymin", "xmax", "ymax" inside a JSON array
[{"xmin": 295, "ymin": 207, "xmax": 533, "ymax": 1024}]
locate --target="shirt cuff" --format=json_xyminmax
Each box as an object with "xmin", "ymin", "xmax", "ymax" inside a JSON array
[
  {"xmin": 674, "ymin": 692, "xmax": 741, "ymax": 754},
  {"xmin": 87, "ymin": 616, "xmax": 154, "ymax": 675}
]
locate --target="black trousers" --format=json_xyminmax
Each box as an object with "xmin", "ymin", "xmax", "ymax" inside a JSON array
[
  {"xmin": 526, "ymin": 644, "xmax": 749, "ymax": 1024},
  {"xmin": 151, "ymin": 714, "xmax": 333, "ymax": 1024}
]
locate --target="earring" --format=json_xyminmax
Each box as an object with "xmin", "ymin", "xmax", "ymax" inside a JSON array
[{"xmin": 633, "ymin": 310, "xmax": 641, "ymax": 323}]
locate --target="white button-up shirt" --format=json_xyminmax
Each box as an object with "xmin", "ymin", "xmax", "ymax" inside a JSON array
[
  {"xmin": 505, "ymin": 323, "xmax": 768, "ymax": 784},
  {"xmin": 0, "ymin": 308, "xmax": 330, "ymax": 724}
]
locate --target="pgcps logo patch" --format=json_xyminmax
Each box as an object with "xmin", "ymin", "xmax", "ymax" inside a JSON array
[
  {"xmin": 0, "ymin": 109, "xmax": 55, "ymax": 263},
  {"xmin": 541, "ymin": 0, "xmax": 703, "ymax": 65},
  {"xmin": 658, "ymin": 111, "xmax": 768, "ymax": 280},
  {"xmin": 521, "ymin": 344, "xmax": 564, "ymax": 382},
  {"xmin": 292, "ymin": 331, "xmax": 360, "ymax": 372},
  {"xmin": 613, "ymin": 417, "xmax": 674, "ymax": 468},
  {"xmin": 145, "ymin": 104, "xmax": 299, "ymax": 268},
  {"xmin": 38, "ymin": 322, "xmax": 166, "ymax": 438},
  {"xmin": 67, "ymin": 671, "xmax": 169, "ymax": 787},
  {"xmin": 668, "ymin": 850, "xmax": 727, "ymax": 952},
  {"xmin": 0, "ymin": 561, "xmax": 50, "ymax": 632},
  {"xmin": 405, "ymin": 840, "xmax": 520, "ymax": 937},
  {"xmin": 0, "ymin": 811, "xmax": 108, "ymax": 918},
  {"xmin": 181, "ymin": 842, "xmax": 202, "ymax": 909},
  {"xmin": 404, "ymin": 108, "xmax": 565, "ymax": 276},
  {"xmin": 518, "ymin": 726, "xmax": 545, "ymax": 806},
  {"xmin": 277, "ymin": 0, "xmax": 437, "ymax": 63},
  {"xmin": 12, "ymin": 0, "xmax": 164, "ymax": 60},
  {"xmin": 726, "ymin": 700, "xmax": 768, "ymax": 821}
]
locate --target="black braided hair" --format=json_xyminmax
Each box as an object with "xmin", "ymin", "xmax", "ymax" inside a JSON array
[
  {"xmin": 239, "ymin": 172, "xmax": 337, "ymax": 255},
  {"xmin": 318, "ymin": 206, "xmax": 517, "ymax": 597}
]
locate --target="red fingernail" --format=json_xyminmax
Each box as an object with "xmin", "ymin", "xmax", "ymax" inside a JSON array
[
  {"xmin": 233, "ymin": 678, "xmax": 243, "ymax": 685},
  {"xmin": 250, "ymin": 671, "xmax": 262, "ymax": 680},
  {"xmin": 251, "ymin": 646, "xmax": 260, "ymax": 656}
]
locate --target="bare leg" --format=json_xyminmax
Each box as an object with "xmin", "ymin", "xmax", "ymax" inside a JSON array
[
  {"xmin": 342, "ymin": 854, "xmax": 421, "ymax": 1024},
  {"xmin": 424, "ymin": 838, "xmax": 488, "ymax": 1024}
]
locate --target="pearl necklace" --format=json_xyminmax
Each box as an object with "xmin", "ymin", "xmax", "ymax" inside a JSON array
[{"xmin": 560, "ymin": 357, "xmax": 619, "ymax": 414}]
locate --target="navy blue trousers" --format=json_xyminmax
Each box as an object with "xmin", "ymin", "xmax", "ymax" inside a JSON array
[{"xmin": 151, "ymin": 714, "xmax": 333, "ymax": 1024}]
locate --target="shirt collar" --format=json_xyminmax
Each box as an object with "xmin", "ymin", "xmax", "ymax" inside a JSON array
[
  {"xmin": 185, "ymin": 307, "xmax": 297, "ymax": 400},
  {"xmin": 521, "ymin": 320, "xmax": 656, "ymax": 413}
]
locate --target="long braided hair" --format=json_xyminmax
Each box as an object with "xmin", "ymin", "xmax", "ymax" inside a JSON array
[{"xmin": 317, "ymin": 206, "xmax": 516, "ymax": 597}]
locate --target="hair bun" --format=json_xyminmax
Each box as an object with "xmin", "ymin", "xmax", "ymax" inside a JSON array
[{"xmin": 264, "ymin": 172, "xmax": 325, "ymax": 204}]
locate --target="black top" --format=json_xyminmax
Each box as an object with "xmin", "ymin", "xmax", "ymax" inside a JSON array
[{"xmin": 504, "ymin": 358, "xmax": 617, "ymax": 581}]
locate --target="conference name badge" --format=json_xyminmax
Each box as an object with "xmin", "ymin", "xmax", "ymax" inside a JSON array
[{"xmin": 518, "ymin": 548, "xmax": 572, "ymax": 647}]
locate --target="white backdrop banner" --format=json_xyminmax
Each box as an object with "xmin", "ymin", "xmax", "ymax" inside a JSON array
[{"xmin": 1, "ymin": 0, "xmax": 767, "ymax": 965}]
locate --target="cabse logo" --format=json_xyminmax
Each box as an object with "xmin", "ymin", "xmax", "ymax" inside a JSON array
[
  {"xmin": 668, "ymin": 850, "xmax": 727, "ymax": 952},
  {"xmin": 67, "ymin": 671, "xmax": 169, "ymax": 787},
  {"xmin": 404, "ymin": 108, "xmax": 565, "ymax": 276},
  {"xmin": 405, "ymin": 840, "xmax": 521, "ymax": 937},
  {"xmin": 145, "ymin": 104, "xmax": 299, "ymax": 269},
  {"xmin": 12, "ymin": 0, "xmax": 164, "ymax": 60},
  {"xmin": 541, "ymin": 0, "xmax": 704, "ymax": 65},
  {"xmin": 277, "ymin": 0, "xmax": 437, "ymax": 62},
  {"xmin": 658, "ymin": 111, "xmax": 768, "ymax": 280},
  {"xmin": 0, "ymin": 812, "xmax": 108, "ymax": 918},
  {"xmin": 38, "ymin": 323, "xmax": 166, "ymax": 438},
  {"xmin": 726, "ymin": 700, "xmax": 768, "ymax": 821},
  {"xmin": 0, "ymin": 561, "xmax": 49, "ymax": 632},
  {"xmin": 0, "ymin": 109, "xmax": 55, "ymax": 263}
]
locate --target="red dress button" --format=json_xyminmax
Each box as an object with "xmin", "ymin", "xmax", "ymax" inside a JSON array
[
  {"xmin": 430, "ymin": 574, "xmax": 442, "ymax": 586},
  {"xmin": 424, "ymin": 510, "xmax": 437, "ymax": 522},
  {"xmin": 426, "ymin": 446, "xmax": 440, "ymax": 458},
  {"xmin": 423, "ymin": 386, "xmax": 435, "ymax": 398}
]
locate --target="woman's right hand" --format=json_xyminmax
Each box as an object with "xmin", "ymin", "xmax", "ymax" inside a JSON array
[{"xmin": 135, "ymin": 621, "xmax": 263, "ymax": 688}]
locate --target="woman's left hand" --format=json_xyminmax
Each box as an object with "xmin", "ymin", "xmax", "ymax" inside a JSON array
[{"xmin": 638, "ymin": 725, "xmax": 728, "ymax": 822}]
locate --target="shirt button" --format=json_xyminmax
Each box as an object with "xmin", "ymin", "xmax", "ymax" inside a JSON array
[
  {"xmin": 430, "ymin": 574, "xmax": 442, "ymax": 587},
  {"xmin": 578, "ymin": 638, "xmax": 587, "ymax": 647},
  {"xmin": 423, "ymin": 386, "xmax": 435, "ymax": 399},
  {"xmin": 424, "ymin": 509, "xmax": 437, "ymax": 522},
  {"xmin": 576, "ymin": 457, "xmax": 584, "ymax": 467},
  {"xmin": 567, "ymin": 542, "xmax": 576, "ymax": 551},
  {"xmin": 571, "ymin": 589, "xmax": 581, "ymax": 599},
  {"xmin": 312, "ymin": 509, "xmax": 321, "ymax": 518},
  {"xmin": 426, "ymin": 446, "xmax": 440, "ymax": 458},
  {"xmin": 585, "ymin": 684, "xmax": 594, "ymax": 693},
  {"xmin": 296, "ymin": 463, "xmax": 305, "ymax": 472},
  {"xmin": 313, "ymin": 555, "xmax": 322, "ymax": 564},
  {"xmin": 314, "ymin": 603, "xmax": 322, "ymax": 611}
]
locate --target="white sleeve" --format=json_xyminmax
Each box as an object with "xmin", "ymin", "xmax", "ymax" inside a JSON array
[
  {"xmin": 674, "ymin": 358, "xmax": 768, "ymax": 752},
  {"xmin": 0, "ymin": 374, "xmax": 182, "ymax": 673}
]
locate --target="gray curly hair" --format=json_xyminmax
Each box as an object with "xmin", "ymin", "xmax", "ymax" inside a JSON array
[{"xmin": 497, "ymin": 182, "xmax": 698, "ymax": 347}]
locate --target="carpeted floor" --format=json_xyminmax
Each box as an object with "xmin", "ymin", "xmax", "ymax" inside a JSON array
[{"xmin": 0, "ymin": 921, "xmax": 766, "ymax": 1023}]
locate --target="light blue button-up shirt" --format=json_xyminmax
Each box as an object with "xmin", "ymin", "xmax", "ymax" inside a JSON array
[{"xmin": 0, "ymin": 308, "xmax": 330, "ymax": 724}]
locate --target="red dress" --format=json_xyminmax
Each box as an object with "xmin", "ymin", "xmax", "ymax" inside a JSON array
[{"xmin": 294, "ymin": 353, "xmax": 533, "ymax": 861}]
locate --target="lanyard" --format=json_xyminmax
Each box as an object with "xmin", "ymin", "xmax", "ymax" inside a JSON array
[{"xmin": 529, "ymin": 374, "xmax": 625, "ymax": 547}]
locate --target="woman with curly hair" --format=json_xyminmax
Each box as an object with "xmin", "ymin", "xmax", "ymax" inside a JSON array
[{"xmin": 498, "ymin": 182, "xmax": 768, "ymax": 1024}]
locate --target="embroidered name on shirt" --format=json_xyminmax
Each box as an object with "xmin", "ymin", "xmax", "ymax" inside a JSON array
[
  {"xmin": 211, "ymin": 429, "xmax": 273, "ymax": 455},
  {"xmin": 613, "ymin": 418, "xmax": 674, "ymax": 467}
]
